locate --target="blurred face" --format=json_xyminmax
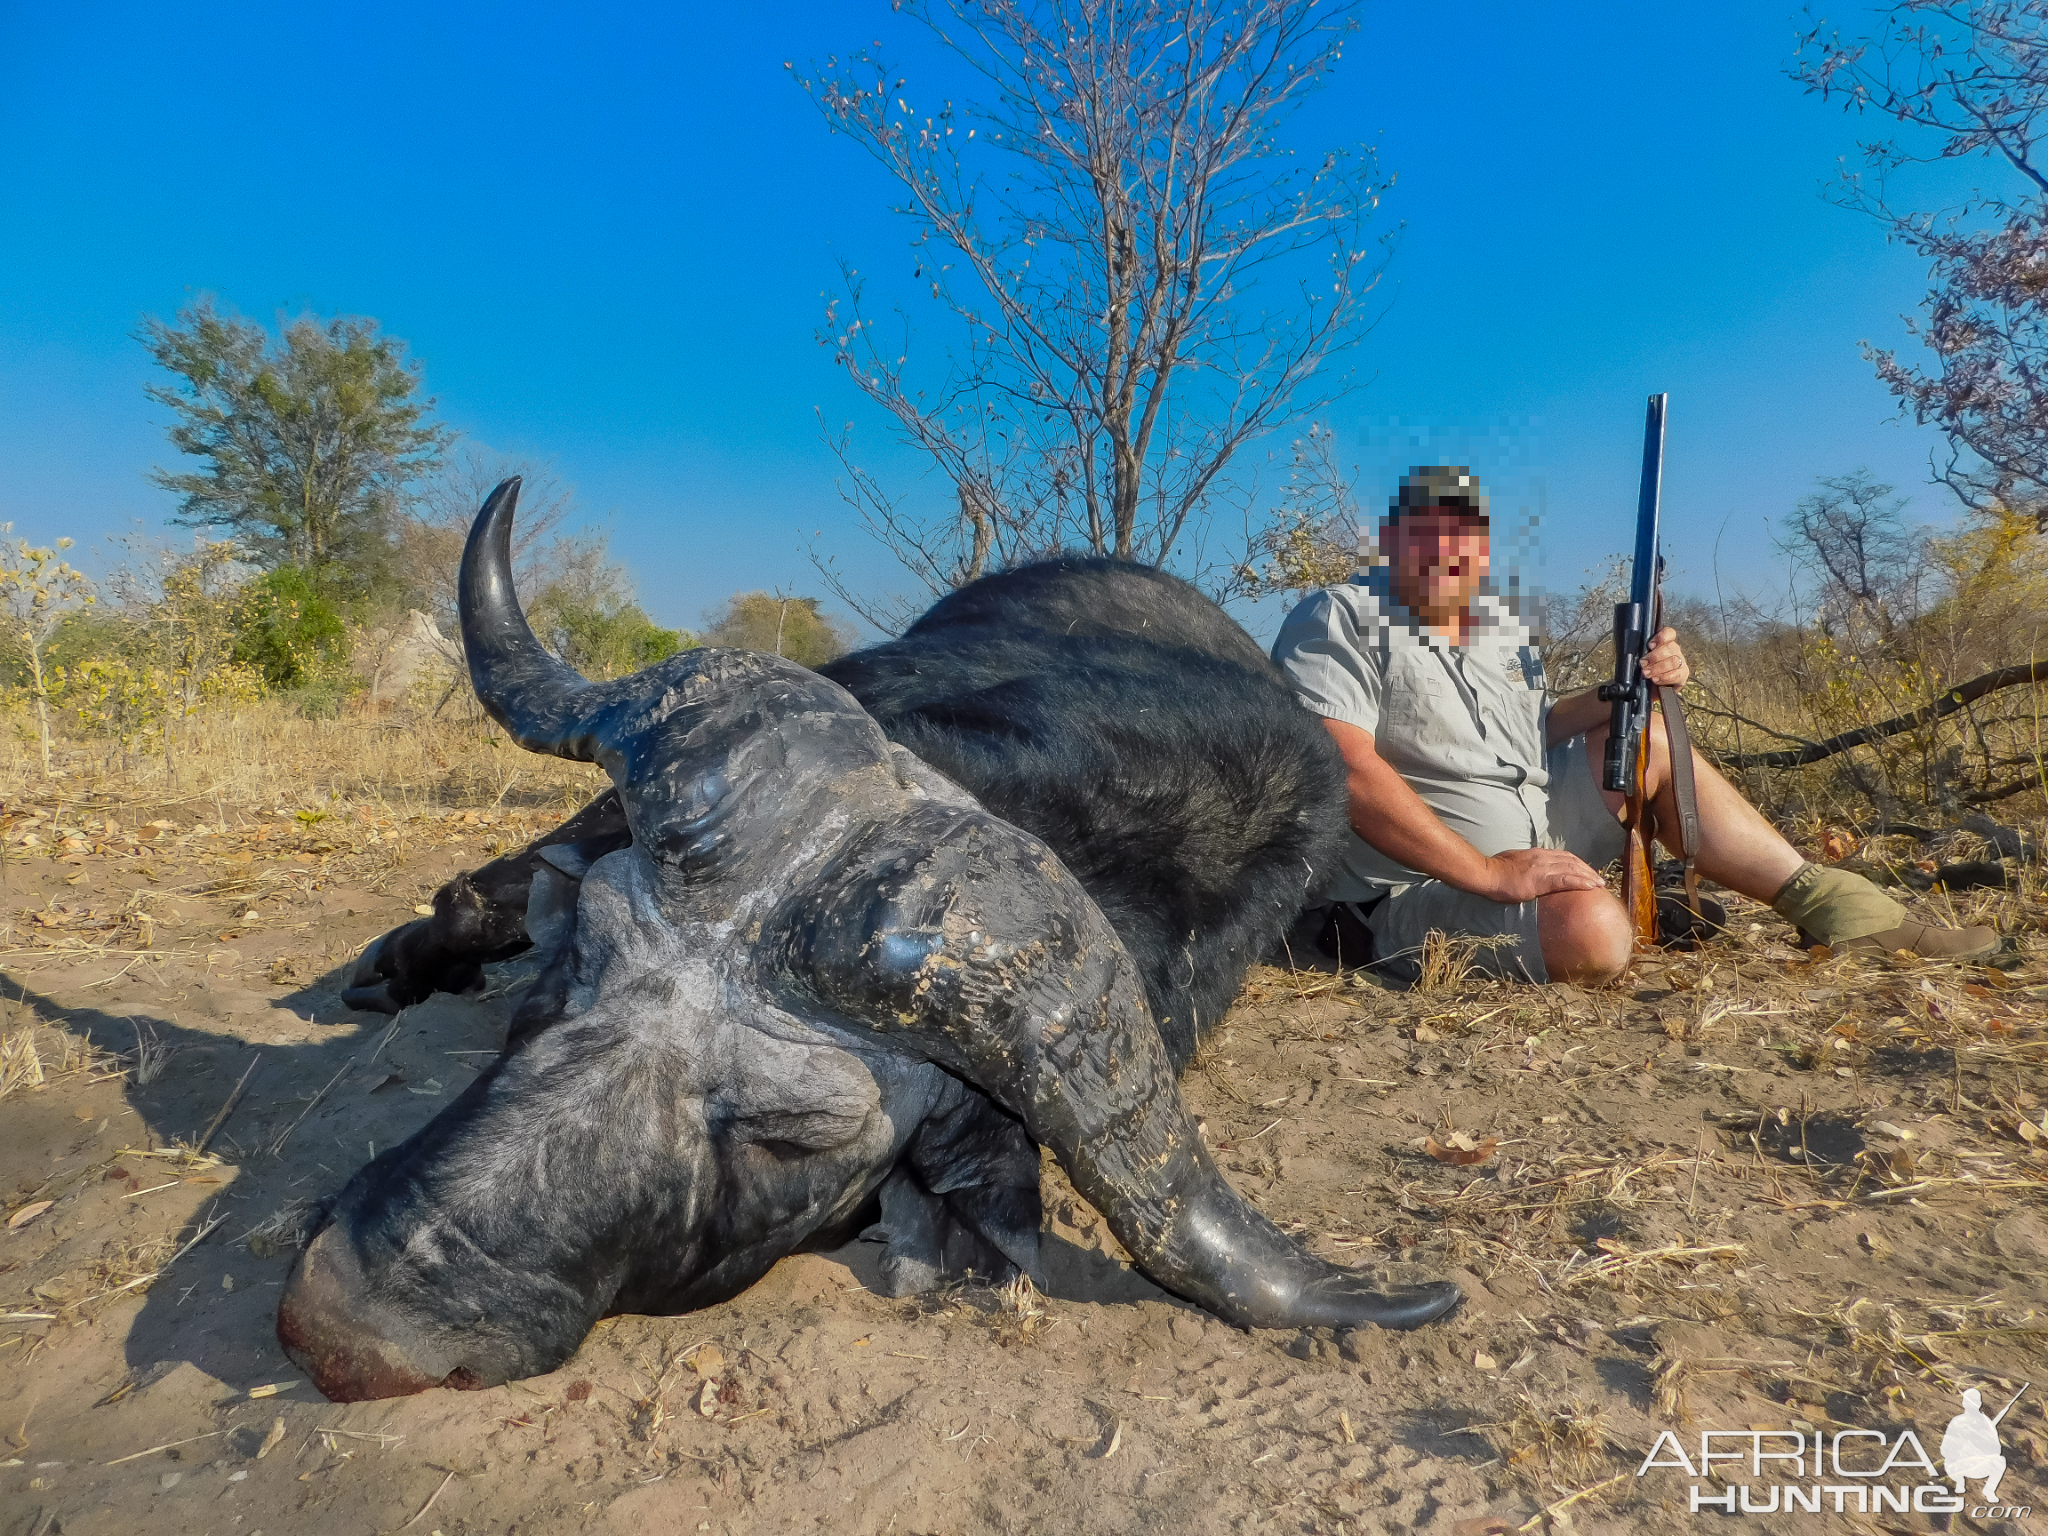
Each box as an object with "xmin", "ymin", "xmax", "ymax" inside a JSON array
[{"xmin": 1384, "ymin": 508, "xmax": 1489, "ymax": 625}]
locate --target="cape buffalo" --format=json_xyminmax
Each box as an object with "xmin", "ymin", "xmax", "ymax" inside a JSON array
[
  {"xmin": 346, "ymin": 559, "xmax": 1349, "ymax": 1073},
  {"xmin": 278, "ymin": 480, "xmax": 1459, "ymax": 1401}
]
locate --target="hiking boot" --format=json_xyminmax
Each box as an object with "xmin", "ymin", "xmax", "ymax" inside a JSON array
[{"xmin": 1805, "ymin": 919, "xmax": 2002, "ymax": 962}]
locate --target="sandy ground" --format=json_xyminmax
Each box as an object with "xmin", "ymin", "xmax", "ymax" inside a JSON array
[{"xmin": 3, "ymin": 791, "xmax": 2046, "ymax": 1536}]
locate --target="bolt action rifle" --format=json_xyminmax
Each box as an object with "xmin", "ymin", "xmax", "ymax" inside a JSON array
[{"xmin": 1597, "ymin": 394, "xmax": 1702, "ymax": 947}]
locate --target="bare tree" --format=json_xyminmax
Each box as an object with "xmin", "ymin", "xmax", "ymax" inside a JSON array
[
  {"xmin": 396, "ymin": 445, "xmax": 591, "ymax": 632},
  {"xmin": 1777, "ymin": 468, "xmax": 1929, "ymax": 636},
  {"xmin": 1793, "ymin": 1, "xmax": 2048, "ymax": 523},
  {"xmin": 796, "ymin": 0, "xmax": 1390, "ymax": 620}
]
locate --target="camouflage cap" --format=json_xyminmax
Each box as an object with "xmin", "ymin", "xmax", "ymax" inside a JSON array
[{"xmin": 1387, "ymin": 465, "xmax": 1488, "ymax": 523}]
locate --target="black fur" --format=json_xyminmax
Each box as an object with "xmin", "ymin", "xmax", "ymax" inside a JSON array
[{"xmin": 818, "ymin": 557, "xmax": 1349, "ymax": 1068}]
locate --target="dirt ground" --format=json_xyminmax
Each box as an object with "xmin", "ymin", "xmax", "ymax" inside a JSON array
[{"xmin": 2, "ymin": 788, "xmax": 2046, "ymax": 1536}]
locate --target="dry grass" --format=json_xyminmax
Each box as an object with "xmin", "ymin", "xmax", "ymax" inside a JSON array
[
  {"xmin": 0, "ymin": 1018, "xmax": 119, "ymax": 1099},
  {"xmin": 122, "ymin": 1019, "xmax": 182, "ymax": 1086},
  {"xmin": 1415, "ymin": 930, "xmax": 1518, "ymax": 993},
  {"xmin": 1495, "ymin": 1395, "xmax": 1614, "ymax": 1486},
  {"xmin": 0, "ymin": 696, "xmax": 606, "ymax": 821},
  {"xmin": 0, "ymin": 1021, "xmax": 43, "ymax": 1098}
]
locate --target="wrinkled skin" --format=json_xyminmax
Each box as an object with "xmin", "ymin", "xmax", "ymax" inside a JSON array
[{"xmin": 278, "ymin": 481, "xmax": 1459, "ymax": 1401}]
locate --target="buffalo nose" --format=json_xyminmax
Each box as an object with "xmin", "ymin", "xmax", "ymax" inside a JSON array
[{"xmin": 276, "ymin": 1225, "xmax": 449, "ymax": 1402}]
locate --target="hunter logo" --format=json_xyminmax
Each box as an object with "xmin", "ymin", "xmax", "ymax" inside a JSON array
[{"xmin": 1635, "ymin": 1383, "xmax": 2031, "ymax": 1520}]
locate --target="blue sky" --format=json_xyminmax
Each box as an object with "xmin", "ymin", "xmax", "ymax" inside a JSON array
[{"xmin": 0, "ymin": 0, "xmax": 2002, "ymax": 641}]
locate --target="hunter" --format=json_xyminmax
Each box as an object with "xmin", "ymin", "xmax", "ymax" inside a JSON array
[{"xmin": 1272, "ymin": 465, "xmax": 2000, "ymax": 986}]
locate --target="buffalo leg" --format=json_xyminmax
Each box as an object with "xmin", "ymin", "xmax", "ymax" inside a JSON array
[{"xmin": 342, "ymin": 791, "xmax": 630, "ymax": 1014}]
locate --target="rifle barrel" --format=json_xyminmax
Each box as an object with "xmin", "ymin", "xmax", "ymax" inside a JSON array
[
  {"xmin": 1632, "ymin": 393, "xmax": 1667, "ymax": 617},
  {"xmin": 1990, "ymin": 1381, "xmax": 2030, "ymax": 1427}
]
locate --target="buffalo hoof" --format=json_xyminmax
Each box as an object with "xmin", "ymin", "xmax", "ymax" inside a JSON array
[
  {"xmin": 340, "ymin": 931, "xmax": 404, "ymax": 1015},
  {"xmin": 339, "ymin": 982, "xmax": 401, "ymax": 1015},
  {"xmin": 339, "ymin": 925, "xmax": 485, "ymax": 1014}
]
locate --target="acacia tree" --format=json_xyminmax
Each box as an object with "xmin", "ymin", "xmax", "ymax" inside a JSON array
[
  {"xmin": 1793, "ymin": 1, "xmax": 2048, "ymax": 523},
  {"xmin": 700, "ymin": 592, "xmax": 854, "ymax": 666},
  {"xmin": 797, "ymin": 0, "xmax": 1389, "ymax": 622},
  {"xmin": 1777, "ymin": 469, "xmax": 1930, "ymax": 641},
  {"xmin": 140, "ymin": 298, "xmax": 449, "ymax": 592}
]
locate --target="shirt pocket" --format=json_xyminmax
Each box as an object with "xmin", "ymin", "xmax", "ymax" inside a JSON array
[{"xmin": 1380, "ymin": 663, "xmax": 1450, "ymax": 731}]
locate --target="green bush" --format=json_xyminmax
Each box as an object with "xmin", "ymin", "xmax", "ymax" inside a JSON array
[
  {"xmin": 287, "ymin": 673, "xmax": 354, "ymax": 720},
  {"xmin": 540, "ymin": 599, "xmax": 690, "ymax": 680},
  {"xmin": 233, "ymin": 567, "xmax": 349, "ymax": 689}
]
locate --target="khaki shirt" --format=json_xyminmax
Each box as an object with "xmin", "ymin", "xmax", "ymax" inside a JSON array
[{"xmin": 1272, "ymin": 569, "xmax": 1554, "ymax": 901}]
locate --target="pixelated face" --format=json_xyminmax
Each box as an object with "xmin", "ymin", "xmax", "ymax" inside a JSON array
[{"xmin": 1383, "ymin": 508, "xmax": 1488, "ymax": 621}]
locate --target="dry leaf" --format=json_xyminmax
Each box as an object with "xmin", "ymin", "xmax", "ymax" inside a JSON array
[
  {"xmin": 1423, "ymin": 1132, "xmax": 1498, "ymax": 1167},
  {"xmin": 692, "ymin": 1344, "xmax": 725, "ymax": 1376},
  {"xmin": 696, "ymin": 1379, "xmax": 721, "ymax": 1418},
  {"xmin": 1474, "ymin": 1351, "xmax": 1499, "ymax": 1370},
  {"xmin": 1413, "ymin": 1024, "xmax": 1442, "ymax": 1044},
  {"xmin": 7, "ymin": 1201, "xmax": 53, "ymax": 1229},
  {"xmin": 1965, "ymin": 984, "xmax": 1992, "ymax": 1000},
  {"xmin": 413, "ymin": 904, "xmax": 435, "ymax": 916},
  {"xmin": 2019, "ymin": 1119, "xmax": 2042, "ymax": 1144},
  {"xmin": 256, "ymin": 1417, "xmax": 287, "ymax": 1459}
]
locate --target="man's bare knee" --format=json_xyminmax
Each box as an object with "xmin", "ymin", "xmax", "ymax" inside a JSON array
[{"xmin": 1538, "ymin": 889, "xmax": 1632, "ymax": 986}]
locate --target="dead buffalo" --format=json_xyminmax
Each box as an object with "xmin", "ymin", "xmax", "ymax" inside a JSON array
[
  {"xmin": 278, "ymin": 480, "xmax": 1459, "ymax": 1401},
  {"xmin": 347, "ymin": 560, "xmax": 1349, "ymax": 1072}
]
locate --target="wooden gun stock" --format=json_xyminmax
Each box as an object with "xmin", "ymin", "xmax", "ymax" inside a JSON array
[{"xmin": 1620, "ymin": 715, "xmax": 1657, "ymax": 944}]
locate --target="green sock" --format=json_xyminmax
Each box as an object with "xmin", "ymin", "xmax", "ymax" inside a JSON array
[{"xmin": 1769, "ymin": 861, "xmax": 1908, "ymax": 945}]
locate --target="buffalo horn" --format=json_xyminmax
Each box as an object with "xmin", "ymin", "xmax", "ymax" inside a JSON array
[{"xmin": 459, "ymin": 477, "xmax": 600, "ymax": 761}]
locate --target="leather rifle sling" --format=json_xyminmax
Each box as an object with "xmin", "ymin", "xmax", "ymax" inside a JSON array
[{"xmin": 1653, "ymin": 683, "xmax": 1703, "ymax": 913}]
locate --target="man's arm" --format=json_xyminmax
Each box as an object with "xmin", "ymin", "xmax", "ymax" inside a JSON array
[{"xmin": 1323, "ymin": 718, "xmax": 1604, "ymax": 904}]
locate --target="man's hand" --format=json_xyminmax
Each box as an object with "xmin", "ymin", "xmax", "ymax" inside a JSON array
[
  {"xmin": 1476, "ymin": 847, "xmax": 1607, "ymax": 903},
  {"xmin": 1643, "ymin": 626, "xmax": 1689, "ymax": 689}
]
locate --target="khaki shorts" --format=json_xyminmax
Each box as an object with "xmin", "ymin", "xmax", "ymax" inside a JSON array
[{"xmin": 1361, "ymin": 735, "xmax": 1625, "ymax": 986}]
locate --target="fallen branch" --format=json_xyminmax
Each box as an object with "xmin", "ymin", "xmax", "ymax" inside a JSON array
[{"xmin": 1711, "ymin": 662, "xmax": 2048, "ymax": 769}]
